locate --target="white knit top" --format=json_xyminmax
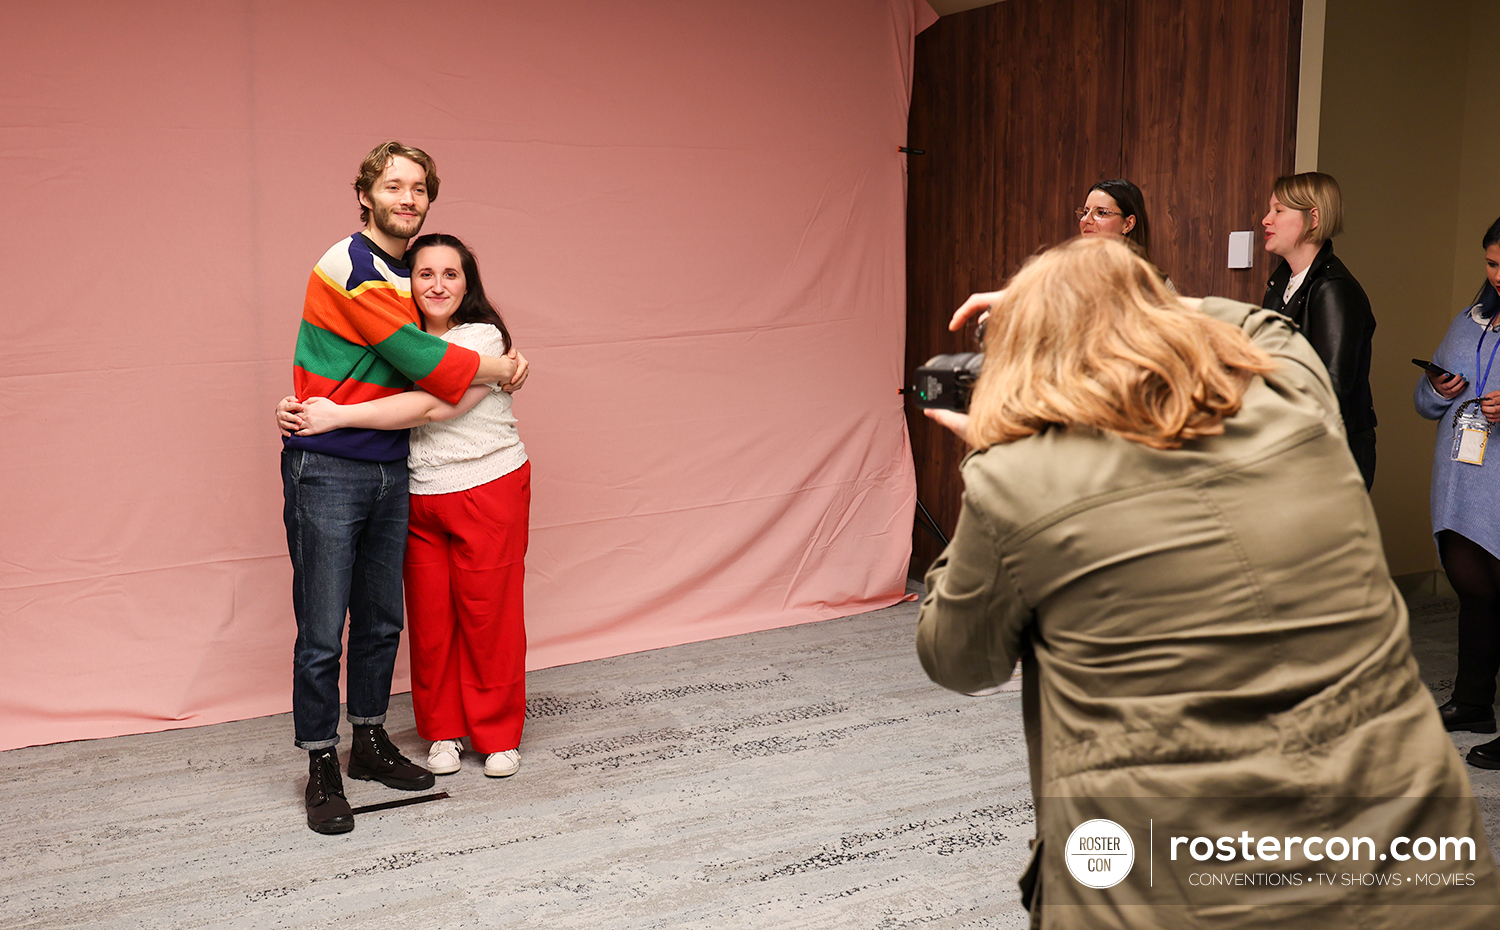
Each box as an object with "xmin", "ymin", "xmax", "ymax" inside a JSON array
[{"xmin": 407, "ymin": 322, "xmax": 527, "ymax": 495}]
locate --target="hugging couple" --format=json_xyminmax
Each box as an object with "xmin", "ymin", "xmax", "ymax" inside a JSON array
[{"xmin": 277, "ymin": 141, "xmax": 532, "ymax": 834}]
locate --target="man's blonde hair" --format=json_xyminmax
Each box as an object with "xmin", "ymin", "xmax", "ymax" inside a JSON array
[
  {"xmin": 353, "ymin": 141, "xmax": 440, "ymax": 224},
  {"xmin": 966, "ymin": 237, "xmax": 1274, "ymax": 451}
]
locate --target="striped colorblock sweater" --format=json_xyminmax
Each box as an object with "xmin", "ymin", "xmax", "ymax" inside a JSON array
[{"xmin": 283, "ymin": 233, "xmax": 481, "ymax": 462}]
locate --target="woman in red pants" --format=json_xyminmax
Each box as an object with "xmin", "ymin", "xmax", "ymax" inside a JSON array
[{"xmin": 280, "ymin": 233, "xmax": 529, "ymax": 778}]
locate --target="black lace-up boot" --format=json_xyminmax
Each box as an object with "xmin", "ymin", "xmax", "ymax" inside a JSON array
[
  {"xmin": 1470, "ymin": 735, "xmax": 1500, "ymax": 769},
  {"xmin": 305, "ymin": 748, "xmax": 354, "ymax": 834},
  {"xmin": 1438, "ymin": 697, "xmax": 1497, "ymax": 733},
  {"xmin": 348, "ymin": 724, "xmax": 435, "ymax": 790}
]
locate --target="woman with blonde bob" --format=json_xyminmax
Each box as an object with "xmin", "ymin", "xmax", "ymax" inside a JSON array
[
  {"xmin": 917, "ymin": 237, "xmax": 1498, "ymax": 928},
  {"xmin": 1261, "ymin": 171, "xmax": 1376, "ymax": 487}
]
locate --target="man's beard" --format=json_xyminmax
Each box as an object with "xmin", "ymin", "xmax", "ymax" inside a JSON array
[{"xmin": 371, "ymin": 202, "xmax": 425, "ymax": 241}]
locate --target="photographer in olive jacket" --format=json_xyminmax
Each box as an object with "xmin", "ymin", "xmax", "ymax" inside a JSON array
[{"xmin": 917, "ymin": 237, "xmax": 1497, "ymax": 929}]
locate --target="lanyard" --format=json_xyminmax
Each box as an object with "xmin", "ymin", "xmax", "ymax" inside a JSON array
[{"xmin": 1477, "ymin": 324, "xmax": 1500, "ymax": 398}]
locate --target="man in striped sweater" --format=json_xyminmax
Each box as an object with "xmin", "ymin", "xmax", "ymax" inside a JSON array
[{"xmin": 282, "ymin": 141, "xmax": 523, "ymax": 835}]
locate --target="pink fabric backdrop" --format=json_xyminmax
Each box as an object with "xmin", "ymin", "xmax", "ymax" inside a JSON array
[{"xmin": 0, "ymin": 0, "xmax": 935, "ymax": 751}]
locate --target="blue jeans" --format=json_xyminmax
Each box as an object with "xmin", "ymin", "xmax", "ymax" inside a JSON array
[{"xmin": 282, "ymin": 449, "xmax": 410, "ymax": 749}]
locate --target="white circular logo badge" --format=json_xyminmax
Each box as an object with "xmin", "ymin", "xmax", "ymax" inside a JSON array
[{"xmin": 1064, "ymin": 819, "xmax": 1135, "ymax": 889}]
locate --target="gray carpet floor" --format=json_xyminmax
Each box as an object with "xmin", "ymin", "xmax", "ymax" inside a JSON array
[{"xmin": 2, "ymin": 585, "xmax": 1496, "ymax": 929}]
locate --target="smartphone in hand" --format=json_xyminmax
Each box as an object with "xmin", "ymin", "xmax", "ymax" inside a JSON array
[{"xmin": 1412, "ymin": 358, "xmax": 1455, "ymax": 379}]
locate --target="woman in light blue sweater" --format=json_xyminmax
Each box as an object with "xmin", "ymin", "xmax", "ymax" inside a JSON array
[{"xmin": 1415, "ymin": 215, "xmax": 1500, "ymax": 765}]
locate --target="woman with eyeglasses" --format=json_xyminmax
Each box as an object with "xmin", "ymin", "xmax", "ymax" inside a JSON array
[
  {"xmin": 1077, "ymin": 178, "xmax": 1153, "ymax": 260},
  {"xmin": 1261, "ymin": 172, "xmax": 1376, "ymax": 489}
]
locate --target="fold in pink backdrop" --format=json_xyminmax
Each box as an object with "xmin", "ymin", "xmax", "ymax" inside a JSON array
[{"xmin": 0, "ymin": 0, "xmax": 936, "ymax": 751}]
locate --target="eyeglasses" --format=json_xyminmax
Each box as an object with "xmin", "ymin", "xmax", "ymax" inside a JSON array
[{"xmin": 1075, "ymin": 206, "xmax": 1120, "ymax": 221}]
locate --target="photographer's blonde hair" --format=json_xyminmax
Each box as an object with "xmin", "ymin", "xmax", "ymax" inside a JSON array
[{"xmin": 966, "ymin": 237, "xmax": 1274, "ymax": 451}]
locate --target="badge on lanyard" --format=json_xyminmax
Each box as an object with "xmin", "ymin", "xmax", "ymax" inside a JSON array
[
  {"xmin": 1453, "ymin": 400, "xmax": 1490, "ymax": 465},
  {"xmin": 1452, "ymin": 325, "xmax": 1500, "ymax": 465}
]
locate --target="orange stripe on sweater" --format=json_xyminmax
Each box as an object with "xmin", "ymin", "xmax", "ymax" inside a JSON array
[
  {"xmin": 304, "ymin": 269, "xmax": 420, "ymax": 346},
  {"xmin": 413, "ymin": 342, "xmax": 482, "ymax": 406},
  {"xmin": 293, "ymin": 367, "xmax": 410, "ymax": 404}
]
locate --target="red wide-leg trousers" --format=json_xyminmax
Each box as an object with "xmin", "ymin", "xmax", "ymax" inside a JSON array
[{"xmin": 403, "ymin": 461, "xmax": 530, "ymax": 754}]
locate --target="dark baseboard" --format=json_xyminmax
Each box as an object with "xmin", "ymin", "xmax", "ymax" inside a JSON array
[{"xmin": 1393, "ymin": 570, "xmax": 1455, "ymax": 601}]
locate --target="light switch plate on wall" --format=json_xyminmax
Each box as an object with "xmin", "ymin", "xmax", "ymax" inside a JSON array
[{"xmin": 1228, "ymin": 231, "xmax": 1254, "ymax": 269}]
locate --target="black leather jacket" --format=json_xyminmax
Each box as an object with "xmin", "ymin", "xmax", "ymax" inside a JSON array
[{"xmin": 1261, "ymin": 240, "xmax": 1377, "ymax": 432}]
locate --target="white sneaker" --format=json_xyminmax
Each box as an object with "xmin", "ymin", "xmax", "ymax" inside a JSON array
[
  {"xmin": 427, "ymin": 738, "xmax": 463, "ymax": 775},
  {"xmin": 484, "ymin": 749, "xmax": 520, "ymax": 778}
]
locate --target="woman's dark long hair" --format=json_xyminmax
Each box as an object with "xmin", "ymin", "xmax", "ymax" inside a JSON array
[
  {"xmin": 407, "ymin": 233, "xmax": 512, "ymax": 352},
  {"xmin": 1474, "ymin": 217, "xmax": 1500, "ymax": 319},
  {"xmin": 1088, "ymin": 178, "xmax": 1151, "ymax": 260}
]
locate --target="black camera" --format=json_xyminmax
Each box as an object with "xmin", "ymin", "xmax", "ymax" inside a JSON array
[{"xmin": 909, "ymin": 353, "xmax": 984, "ymax": 412}]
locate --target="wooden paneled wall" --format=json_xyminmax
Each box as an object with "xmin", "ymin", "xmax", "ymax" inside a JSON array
[{"xmin": 904, "ymin": 0, "xmax": 1302, "ymax": 577}]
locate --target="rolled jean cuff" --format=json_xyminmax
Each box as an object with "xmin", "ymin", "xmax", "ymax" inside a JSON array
[
  {"xmin": 295, "ymin": 736, "xmax": 339, "ymax": 751},
  {"xmin": 348, "ymin": 713, "xmax": 387, "ymax": 726}
]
